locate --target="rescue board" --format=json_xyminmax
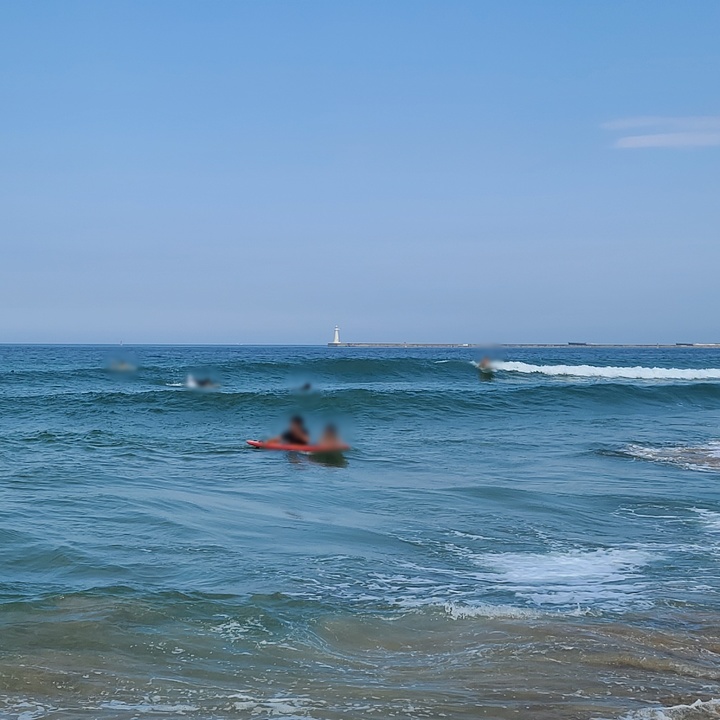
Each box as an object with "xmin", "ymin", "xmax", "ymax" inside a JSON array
[{"xmin": 247, "ymin": 440, "xmax": 349, "ymax": 453}]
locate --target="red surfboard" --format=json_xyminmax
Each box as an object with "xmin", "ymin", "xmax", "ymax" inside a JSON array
[{"xmin": 246, "ymin": 439, "xmax": 349, "ymax": 453}]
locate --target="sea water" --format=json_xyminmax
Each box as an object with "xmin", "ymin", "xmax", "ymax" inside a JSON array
[{"xmin": 1, "ymin": 344, "xmax": 720, "ymax": 719}]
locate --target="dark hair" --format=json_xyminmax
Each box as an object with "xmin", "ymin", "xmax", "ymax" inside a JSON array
[{"xmin": 291, "ymin": 415, "xmax": 304, "ymax": 425}]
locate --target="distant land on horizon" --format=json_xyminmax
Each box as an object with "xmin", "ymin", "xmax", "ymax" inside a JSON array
[
  {"xmin": 3, "ymin": 341, "xmax": 720, "ymax": 349},
  {"xmin": 328, "ymin": 342, "xmax": 720, "ymax": 349}
]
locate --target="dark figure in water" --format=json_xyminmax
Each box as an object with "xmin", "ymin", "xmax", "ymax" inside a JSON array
[
  {"xmin": 186, "ymin": 374, "xmax": 219, "ymax": 389},
  {"xmin": 273, "ymin": 416, "xmax": 310, "ymax": 445},
  {"xmin": 477, "ymin": 357, "xmax": 494, "ymax": 381},
  {"xmin": 196, "ymin": 378, "xmax": 217, "ymax": 388}
]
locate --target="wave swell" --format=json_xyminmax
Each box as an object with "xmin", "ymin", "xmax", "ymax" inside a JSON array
[{"xmin": 491, "ymin": 361, "xmax": 720, "ymax": 381}]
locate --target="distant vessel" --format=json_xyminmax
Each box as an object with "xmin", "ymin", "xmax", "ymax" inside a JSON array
[{"xmin": 325, "ymin": 326, "xmax": 720, "ymax": 349}]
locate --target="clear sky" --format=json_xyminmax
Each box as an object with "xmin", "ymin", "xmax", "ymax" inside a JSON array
[{"xmin": 1, "ymin": 1, "xmax": 719, "ymax": 344}]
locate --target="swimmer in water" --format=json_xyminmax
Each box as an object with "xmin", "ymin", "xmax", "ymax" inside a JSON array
[
  {"xmin": 195, "ymin": 378, "xmax": 217, "ymax": 388},
  {"xmin": 186, "ymin": 374, "xmax": 219, "ymax": 389},
  {"xmin": 318, "ymin": 423, "xmax": 346, "ymax": 451}
]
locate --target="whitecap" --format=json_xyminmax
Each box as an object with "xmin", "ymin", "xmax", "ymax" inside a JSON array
[
  {"xmin": 623, "ymin": 443, "xmax": 720, "ymax": 472},
  {"xmin": 492, "ymin": 361, "xmax": 720, "ymax": 381}
]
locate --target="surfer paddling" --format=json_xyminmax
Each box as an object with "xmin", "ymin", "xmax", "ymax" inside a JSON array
[
  {"xmin": 268, "ymin": 415, "xmax": 311, "ymax": 446},
  {"xmin": 250, "ymin": 418, "xmax": 349, "ymax": 453}
]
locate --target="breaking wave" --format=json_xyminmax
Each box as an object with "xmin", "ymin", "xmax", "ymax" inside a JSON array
[
  {"xmin": 490, "ymin": 361, "xmax": 720, "ymax": 381},
  {"xmin": 620, "ymin": 442, "xmax": 720, "ymax": 472}
]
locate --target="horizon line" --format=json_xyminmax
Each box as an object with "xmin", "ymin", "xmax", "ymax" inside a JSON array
[{"xmin": 1, "ymin": 341, "xmax": 719, "ymax": 348}]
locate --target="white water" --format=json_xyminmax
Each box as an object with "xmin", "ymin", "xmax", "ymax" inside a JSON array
[
  {"xmin": 487, "ymin": 361, "xmax": 720, "ymax": 381},
  {"xmin": 611, "ymin": 698, "xmax": 720, "ymax": 719},
  {"xmin": 694, "ymin": 509, "xmax": 720, "ymax": 533},
  {"xmin": 624, "ymin": 443, "xmax": 720, "ymax": 472},
  {"xmin": 471, "ymin": 548, "xmax": 657, "ymax": 608}
]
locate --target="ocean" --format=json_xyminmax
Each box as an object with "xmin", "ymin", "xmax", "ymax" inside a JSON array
[{"xmin": 1, "ymin": 344, "xmax": 720, "ymax": 720}]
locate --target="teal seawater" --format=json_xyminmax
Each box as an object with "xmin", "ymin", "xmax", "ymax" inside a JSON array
[{"xmin": 2, "ymin": 345, "xmax": 720, "ymax": 720}]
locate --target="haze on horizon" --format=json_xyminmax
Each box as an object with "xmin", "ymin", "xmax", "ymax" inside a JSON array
[{"xmin": 1, "ymin": 1, "xmax": 719, "ymax": 345}]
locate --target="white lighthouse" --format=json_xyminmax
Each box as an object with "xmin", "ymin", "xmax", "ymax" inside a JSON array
[{"xmin": 329, "ymin": 325, "xmax": 341, "ymax": 346}]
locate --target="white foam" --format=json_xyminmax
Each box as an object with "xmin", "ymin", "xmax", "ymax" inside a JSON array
[
  {"xmin": 443, "ymin": 601, "xmax": 542, "ymax": 620},
  {"xmin": 694, "ymin": 509, "xmax": 720, "ymax": 533},
  {"xmin": 608, "ymin": 698, "xmax": 720, "ymax": 719},
  {"xmin": 15, "ymin": 705, "xmax": 52, "ymax": 720},
  {"xmin": 490, "ymin": 361, "xmax": 720, "ymax": 381},
  {"xmin": 227, "ymin": 694, "xmax": 321, "ymax": 717},
  {"xmin": 625, "ymin": 443, "xmax": 720, "ymax": 472},
  {"xmin": 471, "ymin": 548, "xmax": 656, "ymax": 608},
  {"xmin": 0, "ymin": 698, "xmax": 57, "ymax": 720},
  {"xmin": 99, "ymin": 700, "xmax": 198, "ymax": 713},
  {"xmin": 209, "ymin": 617, "xmax": 269, "ymax": 642}
]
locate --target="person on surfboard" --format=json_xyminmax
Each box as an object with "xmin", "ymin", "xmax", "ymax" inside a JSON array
[
  {"xmin": 248, "ymin": 418, "xmax": 349, "ymax": 452},
  {"xmin": 269, "ymin": 415, "xmax": 310, "ymax": 446}
]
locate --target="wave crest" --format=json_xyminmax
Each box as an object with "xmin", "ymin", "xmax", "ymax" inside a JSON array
[
  {"xmin": 492, "ymin": 361, "xmax": 720, "ymax": 381},
  {"xmin": 620, "ymin": 443, "xmax": 720, "ymax": 472}
]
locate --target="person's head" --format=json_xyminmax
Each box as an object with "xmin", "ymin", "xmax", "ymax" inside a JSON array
[
  {"xmin": 323, "ymin": 423, "xmax": 338, "ymax": 439},
  {"xmin": 290, "ymin": 415, "xmax": 305, "ymax": 429}
]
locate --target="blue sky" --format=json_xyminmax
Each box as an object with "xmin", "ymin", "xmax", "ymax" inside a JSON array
[{"xmin": 1, "ymin": 1, "xmax": 718, "ymax": 344}]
